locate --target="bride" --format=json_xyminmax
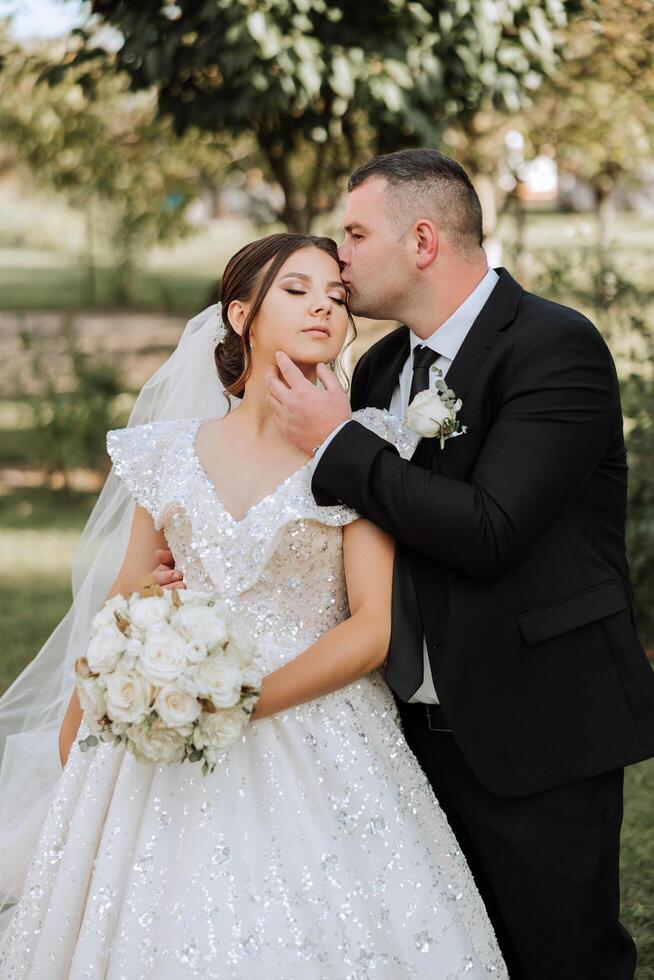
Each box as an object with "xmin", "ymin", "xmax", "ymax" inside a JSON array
[{"xmin": 0, "ymin": 232, "xmax": 507, "ymax": 978}]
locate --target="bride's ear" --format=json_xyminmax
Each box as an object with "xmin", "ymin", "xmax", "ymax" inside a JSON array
[{"xmin": 227, "ymin": 300, "xmax": 247, "ymax": 337}]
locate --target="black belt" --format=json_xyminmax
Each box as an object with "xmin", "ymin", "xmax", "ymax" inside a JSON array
[{"xmin": 401, "ymin": 701, "xmax": 452, "ymax": 733}]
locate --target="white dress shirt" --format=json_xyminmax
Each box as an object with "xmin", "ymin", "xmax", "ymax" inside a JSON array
[{"xmin": 312, "ymin": 267, "xmax": 499, "ymax": 702}]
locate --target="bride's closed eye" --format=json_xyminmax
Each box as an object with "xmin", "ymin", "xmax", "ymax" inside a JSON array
[{"xmin": 284, "ymin": 288, "xmax": 347, "ymax": 305}]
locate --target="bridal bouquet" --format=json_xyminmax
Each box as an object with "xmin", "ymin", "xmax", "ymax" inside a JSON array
[{"xmin": 74, "ymin": 579, "xmax": 262, "ymax": 775}]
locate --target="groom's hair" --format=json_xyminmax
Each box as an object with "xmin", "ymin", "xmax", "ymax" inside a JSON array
[{"xmin": 348, "ymin": 149, "xmax": 483, "ymax": 258}]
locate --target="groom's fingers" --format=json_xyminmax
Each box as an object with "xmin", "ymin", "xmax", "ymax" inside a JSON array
[
  {"xmin": 275, "ymin": 351, "xmax": 311, "ymax": 389},
  {"xmin": 266, "ymin": 372, "xmax": 291, "ymax": 405},
  {"xmin": 316, "ymin": 362, "xmax": 340, "ymax": 392}
]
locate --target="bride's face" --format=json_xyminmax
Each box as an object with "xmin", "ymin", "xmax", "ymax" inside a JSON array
[{"xmin": 231, "ymin": 247, "xmax": 350, "ymax": 369}]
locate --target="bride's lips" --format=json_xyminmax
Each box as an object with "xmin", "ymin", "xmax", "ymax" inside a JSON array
[{"xmin": 302, "ymin": 326, "xmax": 331, "ymax": 338}]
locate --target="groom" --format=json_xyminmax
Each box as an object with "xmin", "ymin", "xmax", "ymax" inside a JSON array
[{"xmin": 265, "ymin": 149, "xmax": 654, "ymax": 979}]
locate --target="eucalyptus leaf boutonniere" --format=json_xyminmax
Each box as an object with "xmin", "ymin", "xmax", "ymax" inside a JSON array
[{"xmin": 405, "ymin": 365, "xmax": 466, "ymax": 449}]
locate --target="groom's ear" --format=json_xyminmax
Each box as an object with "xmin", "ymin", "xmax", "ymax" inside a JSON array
[{"xmin": 413, "ymin": 220, "xmax": 439, "ymax": 270}]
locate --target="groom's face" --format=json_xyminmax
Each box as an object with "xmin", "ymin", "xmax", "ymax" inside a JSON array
[{"xmin": 339, "ymin": 178, "xmax": 413, "ymax": 320}]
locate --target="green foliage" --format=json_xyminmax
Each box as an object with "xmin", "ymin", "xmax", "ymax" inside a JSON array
[
  {"xmin": 71, "ymin": 0, "xmax": 576, "ymax": 231},
  {"xmin": 535, "ymin": 251, "xmax": 654, "ymax": 645},
  {"xmin": 19, "ymin": 318, "xmax": 124, "ymax": 490},
  {"xmin": 517, "ymin": 0, "xmax": 654, "ymax": 250},
  {"xmin": 0, "ymin": 31, "xmax": 236, "ymax": 302}
]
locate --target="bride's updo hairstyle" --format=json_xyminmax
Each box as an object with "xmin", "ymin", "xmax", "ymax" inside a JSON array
[{"xmin": 215, "ymin": 232, "xmax": 355, "ymax": 400}]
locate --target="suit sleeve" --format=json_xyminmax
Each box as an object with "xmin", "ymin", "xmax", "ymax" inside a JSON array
[{"xmin": 312, "ymin": 318, "xmax": 620, "ymax": 579}]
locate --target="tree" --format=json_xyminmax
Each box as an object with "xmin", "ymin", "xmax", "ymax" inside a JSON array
[
  {"xmin": 0, "ymin": 32, "xmax": 237, "ymax": 302},
  {"xmin": 519, "ymin": 0, "xmax": 654, "ymax": 252},
  {"xmin": 68, "ymin": 0, "xmax": 577, "ymax": 232}
]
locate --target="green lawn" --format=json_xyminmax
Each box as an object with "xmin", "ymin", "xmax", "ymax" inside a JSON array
[{"xmin": 0, "ymin": 486, "xmax": 652, "ymax": 977}]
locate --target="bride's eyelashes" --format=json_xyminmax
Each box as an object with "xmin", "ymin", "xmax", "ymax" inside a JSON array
[{"xmin": 284, "ymin": 288, "xmax": 347, "ymax": 306}]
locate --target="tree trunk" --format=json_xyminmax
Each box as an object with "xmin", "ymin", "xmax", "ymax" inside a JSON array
[
  {"xmin": 84, "ymin": 199, "xmax": 97, "ymax": 306},
  {"xmin": 513, "ymin": 187, "xmax": 531, "ymax": 286},
  {"xmin": 595, "ymin": 182, "xmax": 616, "ymax": 255},
  {"xmin": 260, "ymin": 137, "xmax": 312, "ymax": 233},
  {"xmin": 472, "ymin": 172, "xmax": 503, "ymax": 266}
]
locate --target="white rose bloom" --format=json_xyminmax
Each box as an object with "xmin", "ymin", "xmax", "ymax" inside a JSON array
[
  {"xmin": 137, "ymin": 628, "xmax": 189, "ymax": 686},
  {"xmin": 223, "ymin": 632, "xmax": 256, "ymax": 668},
  {"xmin": 240, "ymin": 663, "xmax": 264, "ymax": 690},
  {"xmin": 128, "ymin": 596, "xmax": 170, "ymax": 630},
  {"xmin": 154, "ymin": 685, "xmax": 201, "ymax": 728},
  {"xmin": 177, "ymin": 589, "xmax": 214, "ymax": 607},
  {"xmin": 91, "ymin": 594, "xmax": 129, "ymax": 631},
  {"xmin": 185, "ymin": 639, "xmax": 208, "ymax": 664},
  {"xmin": 172, "ymin": 605, "xmax": 228, "ymax": 648},
  {"xmin": 121, "ymin": 637, "xmax": 142, "ymax": 670},
  {"xmin": 186, "ymin": 655, "xmax": 242, "ymax": 708},
  {"xmin": 405, "ymin": 390, "xmax": 453, "ymax": 438},
  {"xmin": 194, "ymin": 706, "xmax": 248, "ymax": 750},
  {"xmin": 86, "ymin": 624, "xmax": 127, "ymax": 673},
  {"xmin": 128, "ymin": 720, "xmax": 186, "ymax": 765},
  {"xmin": 105, "ymin": 670, "xmax": 152, "ymax": 724},
  {"xmin": 76, "ymin": 677, "xmax": 107, "ymax": 721}
]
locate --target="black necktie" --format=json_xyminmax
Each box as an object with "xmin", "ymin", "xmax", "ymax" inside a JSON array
[
  {"xmin": 385, "ymin": 344, "xmax": 442, "ymax": 703},
  {"xmin": 409, "ymin": 346, "xmax": 439, "ymax": 404}
]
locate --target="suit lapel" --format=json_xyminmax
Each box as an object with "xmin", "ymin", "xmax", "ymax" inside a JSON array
[
  {"xmin": 444, "ymin": 268, "xmax": 522, "ymax": 403},
  {"xmin": 415, "ymin": 268, "xmax": 524, "ymax": 469},
  {"xmin": 366, "ymin": 328, "xmax": 410, "ymax": 410}
]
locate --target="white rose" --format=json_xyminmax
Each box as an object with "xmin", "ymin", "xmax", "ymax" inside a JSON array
[
  {"xmin": 185, "ymin": 639, "xmax": 208, "ymax": 664},
  {"xmin": 185, "ymin": 654, "xmax": 242, "ymax": 708},
  {"xmin": 137, "ymin": 627, "xmax": 189, "ymax": 686},
  {"xmin": 154, "ymin": 685, "xmax": 201, "ymax": 728},
  {"xmin": 128, "ymin": 719, "xmax": 186, "ymax": 764},
  {"xmin": 76, "ymin": 677, "xmax": 107, "ymax": 721},
  {"xmin": 121, "ymin": 637, "xmax": 142, "ymax": 670},
  {"xmin": 128, "ymin": 595, "xmax": 170, "ymax": 630},
  {"xmin": 172, "ymin": 605, "xmax": 229, "ymax": 649},
  {"xmin": 223, "ymin": 628, "xmax": 256, "ymax": 667},
  {"xmin": 193, "ymin": 706, "xmax": 248, "ymax": 750},
  {"xmin": 176, "ymin": 589, "xmax": 214, "ymax": 607},
  {"xmin": 91, "ymin": 594, "xmax": 129, "ymax": 631},
  {"xmin": 105, "ymin": 670, "xmax": 152, "ymax": 724},
  {"xmin": 240, "ymin": 662, "xmax": 263, "ymax": 690},
  {"xmin": 86, "ymin": 624, "xmax": 127, "ymax": 673},
  {"xmin": 405, "ymin": 390, "xmax": 453, "ymax": 438}
]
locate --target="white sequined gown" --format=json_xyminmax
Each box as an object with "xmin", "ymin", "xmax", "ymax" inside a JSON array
[{"xmin": 0, "ymin": 408, "xmax": 507, "ymax": 980}]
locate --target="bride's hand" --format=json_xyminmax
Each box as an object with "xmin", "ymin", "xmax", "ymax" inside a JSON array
[{"xmin": 151, "ymin": 548, "xmax": 186, "ymax": 590}]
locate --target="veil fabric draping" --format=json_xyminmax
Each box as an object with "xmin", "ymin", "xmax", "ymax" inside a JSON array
[{"xmin": 0, "ymin": 305, "xmax": 234, "ymax": 932}]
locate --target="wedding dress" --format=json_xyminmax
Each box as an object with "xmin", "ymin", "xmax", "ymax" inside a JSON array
[{"xmin": 0, "ymin": 407, "xmax": 507, "ymax": 979}]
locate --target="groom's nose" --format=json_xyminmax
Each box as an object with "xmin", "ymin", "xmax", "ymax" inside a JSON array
[{"xmin": 337, "ymin": 242, "xmax": 350, "ymax": 266}]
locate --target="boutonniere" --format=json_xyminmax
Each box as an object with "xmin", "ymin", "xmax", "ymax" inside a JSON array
[{"xmin": 405, "ymin": 366, "xmax": 466, "ymax": 449}]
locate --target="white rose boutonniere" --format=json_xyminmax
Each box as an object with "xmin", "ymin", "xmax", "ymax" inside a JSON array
[{"xmin": 405, "ymin": 366, "xmax": 466, "ymax": 449}]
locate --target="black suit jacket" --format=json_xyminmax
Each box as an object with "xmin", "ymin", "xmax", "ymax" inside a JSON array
[{"xmin": 312, "ymin": 268, "xmax": 654, "ymax": 797}]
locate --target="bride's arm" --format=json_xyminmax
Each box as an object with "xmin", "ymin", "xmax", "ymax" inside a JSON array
[
  {"xmin": 251, "ymin": 519, "xmax": 394, "ymax": 721},
  {"xmin": 58, "ymin": 504, "xmax": 169, "ymax": 766}
]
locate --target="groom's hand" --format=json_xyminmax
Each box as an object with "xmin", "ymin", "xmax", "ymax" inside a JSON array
[
  {"xmin": 266, "ymin": 351, "xmax": 352, "ymax": 456},
  {"xmin": 151, "ymin": 548, "xmax": 186, "ymax": 590}
]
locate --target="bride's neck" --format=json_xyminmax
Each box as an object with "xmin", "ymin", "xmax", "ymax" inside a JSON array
[{"xmin": 236, "ymin": 357, "xmax": 317, "ymax": 439}]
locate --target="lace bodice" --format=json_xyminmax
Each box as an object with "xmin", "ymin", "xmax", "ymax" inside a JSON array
[{"xmin": 107, "ymin": 408, "xmax": 418, "ymax": 663}]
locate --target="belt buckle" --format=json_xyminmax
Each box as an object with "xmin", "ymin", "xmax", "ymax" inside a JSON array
[{"xmin": 425, "ymin": 704, "xmax": 451, "ymax": 733}]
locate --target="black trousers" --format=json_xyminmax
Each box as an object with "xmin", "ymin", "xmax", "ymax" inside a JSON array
[{"xmin": 398, "ymin": 702, "xmax": 637, "ymax": 980}]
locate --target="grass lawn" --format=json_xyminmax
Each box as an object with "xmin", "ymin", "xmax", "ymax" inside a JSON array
[{"xmin": 0, "ymin": 486, "xmax": 652, "ymax": 976}]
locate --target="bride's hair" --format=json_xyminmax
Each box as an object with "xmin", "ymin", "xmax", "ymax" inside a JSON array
[{"xmin": 215, "ymin": 232, "xmax": 356, "ymax": 400}]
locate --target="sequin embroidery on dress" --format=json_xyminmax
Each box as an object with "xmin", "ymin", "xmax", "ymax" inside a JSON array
[{"xmin": 0, "ymin": 407, "xmax": 507, "ymax": 980}]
